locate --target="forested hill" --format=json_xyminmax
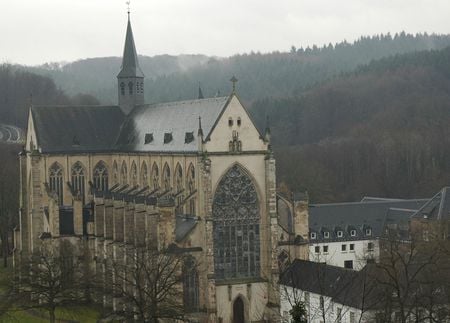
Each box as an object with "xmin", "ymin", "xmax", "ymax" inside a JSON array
[
  {"xmin": 0, "ymin": 65, "xmax": 99, "ymax": 127},
  {"xmin": 255, "ymin": 47, "xmax": 450, "ymax": 203},
  {"xmin": 28, "ymin": 33, "xmax": 450, "ymax": 104}
]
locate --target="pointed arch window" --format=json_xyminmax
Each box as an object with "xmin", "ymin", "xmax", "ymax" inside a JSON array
[
  {"xmin": 187, "ymin": 164, "xmax": 196, "ymax": 215},
  {"xmin": 120, "ymin": 161, "xmax": 128, "ymax": 185},
  {"xmin": 128, "ymin": 82, "xmax": 133, "ymax": 95},
  {"xmin": 93, "ymin": 161, "xmax": 108, "ymax": 192},
  {"xmin": 49, "ymin": 162, "xmax": 63, "ymax": 205},
  {"xmin": 140, "ymin": 162, "xmax": 148, "ymax": 187},
  {"xmin": 130, "ymin": 161, "xmax": 137, "ymax": 187},
  {"xmin": 151, "ymin": 163, "xmax": 159, "ymax": 190},
  {"xmin": 213, "ymin": 165, "xmax": 260, "ymax": 279},
  {"xmin": 183, "ymin": 256, "xmax": 199, "ymax": 311},
  {"xmin": 112, "ymin": 161, "xmax": 119, "ymax": 185},
  {"xmin": 120, "ymin": 82, "xmax": 125, "ymax": 96},
  {"xmin": 71, "ymin": 161, "xmax": 85, "ymax": 201},
  {"xmin": 175, "ymin": 164, "xmax": 183, "ymax": 214},
  {"xmin": 163, "ymin": 164, "xmax": 171, "ymax": 191}
]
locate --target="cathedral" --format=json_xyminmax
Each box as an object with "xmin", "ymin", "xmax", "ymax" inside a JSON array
[{"xmin": 15, "ymin": 15, "xmax": 308, "ymax": 323}]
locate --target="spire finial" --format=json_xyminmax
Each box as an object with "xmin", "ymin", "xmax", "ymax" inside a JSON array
[
  {"xmin": 198, "ymin": 116, "xmax": 204, "ymax": 137},
  {"xmin": 126, "ymin": 1, "xmax": 131, "ymax": 18},
  {"xmin": 198, "ymin": 82, "xmax": 204, "ymax": 99},
  {"xmin": 230, "ymin": 75, "xmax": 238, "ymax": 93}
]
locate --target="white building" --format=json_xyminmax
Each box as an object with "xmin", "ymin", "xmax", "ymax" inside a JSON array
[{"xmin": 308, "ymin": 198, "xmax": 427, "ymax": 270}]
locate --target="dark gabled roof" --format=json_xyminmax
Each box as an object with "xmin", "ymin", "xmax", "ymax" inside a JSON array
[
  {"xmin": 31, "ymin": 105, "xmax": 124, "ymax": 153},
  {"xmin": 175, "ymin": 215, "xmax": 199, "ymax": 242},
  {"xmin": 309, "ymin": 199, "xmax": 428, "ymax": 242},
  {"xmin": 117, "ymin": 17, "xmax": 144, "ymax": 78},
  {"xmin": 280, "ymin": 259, "xmax": 373, "ymax": 309},
  {"xmin": 115, "ymin": 96, "xmax": 229, "ymax": 152},
  {"xmin": 412, "ymin": 187, "xmax": 450, "ymax": 220}
]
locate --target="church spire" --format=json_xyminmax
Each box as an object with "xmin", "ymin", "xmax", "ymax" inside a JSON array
[
  {"xmin": 198, "ymin": 83, "xmax": 204, "ymax": 99},
  {"xmin": 118, "ymin": 14, "xmax": 144, "ymax": 78},
  {"xmin": 117, "ymin": 11, "xmax": 145, "ymax": 115}
]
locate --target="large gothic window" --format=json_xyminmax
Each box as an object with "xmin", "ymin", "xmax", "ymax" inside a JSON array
[
  {"xmin": 93, "ymin": 161, "xmax": 108, "ymax": 192},
  {"xmin": 151, "ymin": 163, "xmax": 159, "ymax": 190},
  {"xmin": 140, "ymin": 162, "xmax": 148, "ymax": 187},
  {"xmin": 120, "ymin": 161, "xmax": 127, "ymax": 185},
  {"xmin": 213, "ymin": 164, "xmax": 260, "ymax": 280},
  {"xmin": 71, "ymin": 161, "xmax": 85, "ymax": 201},
  {"xmin": 49, "ymin": 162, "xmax": 63, "ymax": 205},
  {"xmin": 130, "ymin": 161, "xmax": 138, "ymax": 187},
  {"xmin": 183, "ymin": 256, "xmax": 199, "ymax": 311}
]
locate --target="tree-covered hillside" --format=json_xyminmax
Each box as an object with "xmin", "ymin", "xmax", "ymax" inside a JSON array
[
  {"xmin": 0, "ymin": 65, "xmax": 99, "ymax": 127},
  {"xmin": 29, "ymin": 33, "xmax": 450, "ymax": 104},
  {"xmin": 254, "ymin": 47, "xmax": 450, "ymax": 202}
]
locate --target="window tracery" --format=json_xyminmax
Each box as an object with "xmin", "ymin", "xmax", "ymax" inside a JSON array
[
  {"xmin": 130, "ymin": 161, "xmax": 137, "ymax": 187},
  {"xmin": 112, "ymin": 161, "xmax": 118, "ymax": 184},
  {"xmin": 151, "ymin": 163, "xmax": 159, "ymax": 190},
  {"xmin": 163, "ymin": 163, "xmax": 171, "ymax": 191},
  {"xmin": 121, "ymin": 161, "xmax": 127, "ymax": 185},
  {"xmin": 71, "ymin": 161, "xmax": 85, "ymax": 201},
  {"xmin": 49, "ymin": 162, "xmax": 63, "ymax": 205},
  {"xmin": 187, "ymin": 164, "xmax": 196, "ymax": 215},
  {"xmin": 93, "ymin": 161, "xmax": 108, "ymax": 192},
  {"xmin": 140, "ymin": 162, "xmax": 148, "ymax": 187},
  {"xmin": 213, "ymin": 164, "xmax": 260, "ymax": 279},
  {"xmin": 183, "ymin": 256, "xmax": 199, "ymax": 311}
]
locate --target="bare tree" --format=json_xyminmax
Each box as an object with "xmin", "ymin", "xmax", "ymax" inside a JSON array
[
  {"xmin": 16, "ymin": 240, "xmax": 89, "ymax": 323},
  {"xmin": 104, "ymin": 243, "xmax": 191, "ymax": 323}
]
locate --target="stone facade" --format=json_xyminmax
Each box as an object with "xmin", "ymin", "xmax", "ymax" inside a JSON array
[{"xmin": 14, "ymin": 15, "xmax": 310, "ymax": 323}]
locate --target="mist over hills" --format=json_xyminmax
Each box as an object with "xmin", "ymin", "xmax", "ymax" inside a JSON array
[
  {"xmin": 26, "ymin": 32, "xmax": 450, "ymax": 104},
  {"xmin": 1, "ymin": 32, "xmax": 450, "ymax": 202}
]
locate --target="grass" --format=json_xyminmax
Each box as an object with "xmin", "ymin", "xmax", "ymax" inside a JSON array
[
  {"xmin": 0, "ymin": 306, "xmax": 102, "ymax": 323},
  {"xmin": 0, "ymin": 260, "xmax": 102, "ymax": 322}
]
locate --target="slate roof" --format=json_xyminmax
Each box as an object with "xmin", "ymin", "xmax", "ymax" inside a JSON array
[
  {"xmin": 309, "ymin": 199, "xmax": 428, "ymax": 242},
  {"xmin": 117, "ymin": 17, "xmax": 144, "ymax": 78},
  {"xmin": 280, "ymin": 259, "xmax": 379, "ymax": 309},
  {"xmin": 175, "ymin": 215, "xmax": 199, "ymax": 242},
  {"xmin": 115, "ymin": 96, "xmax": 230, "ymax": 152},
  {"xmin": 412, "ymin": 187, "xmax": 450, "ymax": 220},
  {"xmin": 31, "ymin": 105, "xmax": 125, "ymax": 153}
]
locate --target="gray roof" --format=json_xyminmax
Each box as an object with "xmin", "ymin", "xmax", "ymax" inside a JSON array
[
  {"xmin": 116, "ymin": 96, "xmax": 230, "ymax": 152},
  {"xmin": 309, "ymin": 199, "xmax": 428, "ymax": 242},
  {"xmin": 175, "ymin": 215, "xmax": 198, "ymax": 242},
  {"xmin": 31, "ymin": 105, "xmax": 124, "ymax": 153},
  {"xmin": 412, "ymin": 187, "xmax": 450, "ymax": 220},
  {"xmin": 117, "ymin": 17, "xmax": 144, "ymax": 78},
  {"xmin": 280, "ymin": 259, "xmax": 377, "ymax": 309}
]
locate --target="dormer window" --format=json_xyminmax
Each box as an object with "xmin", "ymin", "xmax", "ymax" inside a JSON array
[
  {"xmin": 337, "ymin": 231, "xmax": 343, "ymax": 238},
  {"xmin": 350, "ymin": 230, "xmax": 356, "ymax": 237},
  {"xmin": 228, "ymin": 118, "xmax": 233, "ymax": 127},
  {"xmin": 185, "ymin": 132, "xmax": 194, "ymax": 144},
  {"xmin": 310, "ymin": 232, "xmax": 316, "ymax": 240},
  {"xmin": 365, "ymin": 228, "xmax": 372, "ymax": 236},
  {"xmin": 237, "ymin": 117, "xmax": 241, "ymax": 126},
  {"xmin": 323, "ymin": 232, "xmax": 330, "ymax": 239},
  {"xmin": 144, "ymin": 133, "xmax": 153, "ymax": 144},
  {"xmin": 164, "ymin": 133, "xmax": 173, "ymax": 144}
]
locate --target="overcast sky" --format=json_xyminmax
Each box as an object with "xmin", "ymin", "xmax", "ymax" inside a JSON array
[{"xmin": 2, "ymin": 0, "xmax": 450, "ymax": 65}]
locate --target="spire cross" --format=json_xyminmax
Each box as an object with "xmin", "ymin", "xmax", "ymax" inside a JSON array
[
  {"xmin": 126, "ymin": 1, "xmax": 131, "ymax": 16},
  {"xmin": 230, "ymin": 75, "xmax": 238, "ymax": 92}
]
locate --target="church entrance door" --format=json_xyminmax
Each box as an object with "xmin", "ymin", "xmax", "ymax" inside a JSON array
[{"xmin": 233, "ymin": 297, "xmax": 245, "ymax": 323}]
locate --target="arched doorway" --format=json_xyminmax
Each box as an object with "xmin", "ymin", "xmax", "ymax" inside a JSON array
[{"xmin": 233, "ymin": 296, "xmax": 245, "ymax": 323}]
